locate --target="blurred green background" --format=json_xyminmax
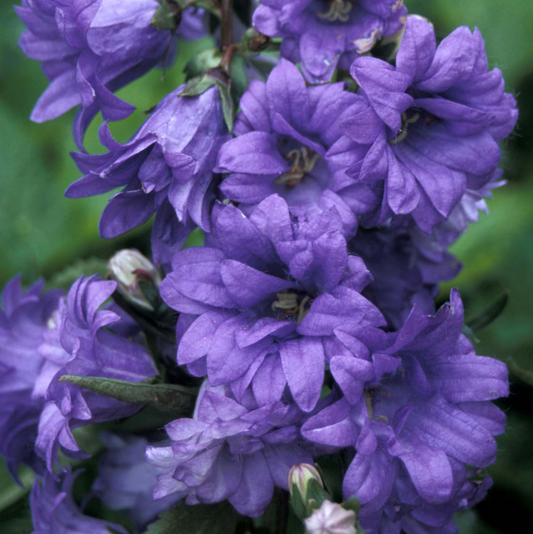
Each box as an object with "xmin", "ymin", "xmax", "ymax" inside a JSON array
[{"xmin": 0, "ymin": 0, "xmax": 532, "ymax": 532}]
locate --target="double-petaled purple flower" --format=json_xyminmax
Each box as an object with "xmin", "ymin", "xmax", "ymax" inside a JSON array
[
  {"xmin": 327, "ymin": 16, "xmax": 518, "ymax": 232},
  {"xmin": 302, "ymin": 290, "xmax": 508, "ymax": 533},
  {"xmin": 0, "ymin": 277, "xmax": 62, "ymax": 477},
  {"xmin": 66, "ymin": 86, "xmax": 228, "ymax": 267},
  {"xmin": 31, "ymin": 469, "xmax": 127, "ymax": 534},
  {"xmin": 216, "ymin": 59, "xmax": 359, "ymax": 237},
  {"xmin": 146, "ymin": 383, "xmax": 312, "ymax": 517},
  {"xmin": 253, "ymin": 0, "xmax": 407, "ymax": 83},
  {"xmin": 161, "ymin": 194, "xmax": 385, "ymax": 412},
  {"xmin": 16, "ymin": 0, "xmax": 206, "ymax": 146},
  {"xmin": 35, "ymin": 276, "xmax": 157, "ymax": 471}
]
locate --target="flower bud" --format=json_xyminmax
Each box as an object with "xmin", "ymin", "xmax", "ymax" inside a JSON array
[
  {"xmin": 242, "ymin": 27, "xmax": 271, "ymax": 54},
  {"xmin": 289, "ymin": 464, "xmax": 328, "ymax": 520},
  {"xmin": 108, "ymin": 250, "xmax": 161, "ymax": 311},
  {"xmin": 304, "ymin": 500, "xmax": 357, "ymax": 534}
]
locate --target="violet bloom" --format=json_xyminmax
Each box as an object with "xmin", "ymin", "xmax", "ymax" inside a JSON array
[
  {"xmin": 160, "ymin": 194, "xmax": 385, "ymax": 412},
  {"xmin": 35, "ymin": 276, "xmax": 157, "ymax": 471},
  {"xmin": 93, "ymin": 433, "xmax": 181, "ymax": 528},
  {"xmin": 31, "ymin": 469, "xmax": 127, "ymax": 534},
  {"xmin": 66, "ymin": 86, "xmax": 228, "ymax": 267},
  {"xmin": 0, "ymin": 277, "xmax": 62, "ymax": 477},
  {"xmin": 302, "ymin": 290, "xmax": 508, "ymax": 533},
  {"xmin": 16, "ymin": 0, "xmax": 206, "ymax": 147},
  {"xmin": 216, "ymin": 59, "xmax": 360, "ymax": 237},
  {"xmin": 349, "ymin": 228, "xmax": 461, "ymax": 329},
  {"xmin": 327, "ymin": 17, "xmax": 518, "ymax": 232},
  {"xmin": 253, "ymin": 0, "xmax": 407, "ymax": 83},
  {"xmin": 146, "ymin": 383, "xmax": 312, "ymax": 517}
]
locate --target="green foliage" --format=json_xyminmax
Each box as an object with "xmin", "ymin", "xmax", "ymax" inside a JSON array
[
  {"xmin": 58, "ymin": 375, "xmax": 197, "ymax": 415},
  {"xmin": 144, "ymin": 501, "xmax": 239, "ymax": 534}
]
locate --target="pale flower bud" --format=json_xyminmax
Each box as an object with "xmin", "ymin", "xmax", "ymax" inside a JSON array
[
  {"xmin": 289, "ymin": 463, "xmax": 328, "ymax": 520},
  {"xmin": 305, "ymin": 500, "xmax": 357, "ymax": 534},
  {"xmin": 108, "ymin": 249, "xmax": 161, "ymax": 310}
]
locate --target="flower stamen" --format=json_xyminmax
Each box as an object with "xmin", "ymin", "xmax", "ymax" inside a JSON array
[
  {"xmin": 318, "ymin": 0, "xmax": 353, "ymax": 23},
  {"xmin": 390, "ymin": 111, "xmax": 420, "ymax": 145},
  {"xmin": 275, "ymin": 147, "xmax": 321, "ymax": 187},
  {"xmin": 272, "ymin": 291, "xmax": 311, "ymax": 323}
]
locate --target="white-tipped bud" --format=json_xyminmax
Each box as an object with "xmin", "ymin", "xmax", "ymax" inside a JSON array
[
  {"xmin": 289, "ymin": 464, "xmax": 328, "ymax": 520},
  {"xmin": 305, "ymin": 500, "xmax": 357, "ymax": 534},
  {"xmin": 108, "ymin": 249, "xmax": 161, "ymax": 310}
]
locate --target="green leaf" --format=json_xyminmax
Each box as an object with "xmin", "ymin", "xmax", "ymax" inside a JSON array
[
  {"xmin": 229, "ymin": 53, "xmax": 249, "ymax": 100},
  {"xmin": 144, "ymin": 501, "xmax": 239, "ymax": 534},
  {"xmin": 58, "ymin": 376, "xmax": 197, "ymax": 415},
  {"xmin": 466, "ymin": 291, "xmax": 509, "ymax": 333},
  {"xmin": 216, "ymin": 80, "xmax": 235, "ymax": 133},
  {"xmin": 508, "ymin": 357, "xmax": 533, "ymax": 387},
  {"xmin": 184, "ymin": 48, "xmax": 223, "ymax": 80},
  {"xmin": 179, "ymin": 75, "xmax": 217, "ymax": 97}
]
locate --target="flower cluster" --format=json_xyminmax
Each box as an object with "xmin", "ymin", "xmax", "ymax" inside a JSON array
[
  {"xmin": 0, "ymin": 275, "xmax": 156, "ymax": 475},
  {"xmin": 4, "ymin": 1, "xmax": 518, "ymax": 533},
  {"xmin": 16, "ymin": 0, "xmax": 206, "ymax": 146}
]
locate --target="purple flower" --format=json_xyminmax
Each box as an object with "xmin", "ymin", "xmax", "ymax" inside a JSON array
[
  {"xmin": 302, "ymin": 290, "xmax": 508, "ymax": 533},
  {"xmin": 410, "ymin": 172, "xmax": 505, "ymax": 262},
  {"xmin": 16, "ymin": 0, "xmax": 206, "ymax": 147},
  {"xmin": 0, "ymin": 277, "xmax": 62, "ymax": 477},
  {"xmin": 349, "ymin": 228, "xmax": 461, "ymax": 329},
  {"xmin": 35, "ymin": 276, "xmax": 157, "ymax": 471},
  {"xmin": 216, "ymin": 59, "xmax": 360, "ymax": 236},
  {"xmin": 327, "ymin": 16, "xmax": 518, "ymax": 232},
  {"xmin": 93, "ymin": 433, "xmax": 181, "ymax": 528},
  {"xmin": 160, "ymin": 194, "xmax": 385, "ymax": 412},
  {"xmin": 31, "ymin": 469, "xmax": 127, "ymax": 534},
  {"xmin": 146, "ymin": 382, "xmax": 312, "ymax": 517},
  {"xmin": 253, "ymin": 0, "xmax": 407, "ymax": 83},
  {"xmin": 66, "ymin": 86, "xmax": 228, "ymax": 267}
]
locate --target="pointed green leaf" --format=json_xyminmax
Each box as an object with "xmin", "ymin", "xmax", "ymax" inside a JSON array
[
  {"xmin": 215, "ymin": 80, "xmax": 235, "ymax": 133},
  {"xmin": 58, "ymin": 376, "xmax": 196, "ymax": 415},
  {"xmin": 143, "ymin": 501, "xmax": 239, "ymax": 534},
  {"xmin": 466, "ymin": 291, "xmax": 509, "ymax": 334},
  {"xmin": 229, "ymin": 53, "xmax": 249, "ymax": 99},
  {"xmin": 179, "ymin": 75, "xmax": 217, "ymax": 98}
]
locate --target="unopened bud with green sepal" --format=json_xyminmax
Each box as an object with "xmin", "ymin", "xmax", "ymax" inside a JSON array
[
  {"xmin": 289, "ymin": 463, "xmax": 331, "ymax": 520},
  {"xmin": 108, "ymin": 249, "xmax": 161, "ymax": 311}
]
